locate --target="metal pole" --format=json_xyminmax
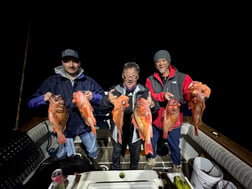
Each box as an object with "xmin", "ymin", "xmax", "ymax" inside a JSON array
[{"xmin": 14, "ymin": 20, "xmax": 32, "ymax": 130}]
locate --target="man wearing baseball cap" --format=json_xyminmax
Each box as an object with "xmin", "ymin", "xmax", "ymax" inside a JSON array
[
  {"xmin": 27, "ymin": 48, "xmax": 104, "ymax": 170},
  {"xmin": 61, "ymin": 49, "xmax": 79, "ymax": 60}
]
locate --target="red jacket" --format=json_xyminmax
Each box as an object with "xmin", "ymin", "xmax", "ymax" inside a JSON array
[{"xmin": 145, "ymin": 65, "xmax": 193, "ymax": 130}]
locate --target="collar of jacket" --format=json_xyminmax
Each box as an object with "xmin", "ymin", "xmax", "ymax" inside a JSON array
[{"xmin": 154, "ymin": 65, "xmax": 177, "ymax": 83}]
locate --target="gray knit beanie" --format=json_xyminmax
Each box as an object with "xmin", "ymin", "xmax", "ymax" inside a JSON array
[{"xmin": 153, "ymin": 50, "xmax": 171, "ymax": 63}]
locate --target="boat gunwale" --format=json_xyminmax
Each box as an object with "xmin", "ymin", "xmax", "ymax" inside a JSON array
[{"xmin": 183, "ymin": 116, "xmax": 252, "ymax": 167}]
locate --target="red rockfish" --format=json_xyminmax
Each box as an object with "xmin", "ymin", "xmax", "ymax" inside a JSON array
[
  {"xmin": 112, "ymin": 95, "xmax": 129, "ymax": 144},
  {"xmin": 132, "ymin": 97, "xmax": 153, "ymax": 155},
  {"xmin": 188, "ymin": 81, "xmax": 211, "ymax": 136},
  {"xmin": 163, "ymin": 98, "xmax": 181, "ymax": 139},
  {"xmin": 48, "ymin": 94, "xmax": 69, "ymax": 145},
  {"xmin": 72, "ymin": 90, "xmax": 97, "ymax": 135}
]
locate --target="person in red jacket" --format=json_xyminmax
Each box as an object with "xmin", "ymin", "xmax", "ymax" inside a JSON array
[{"xmin": 145, "ymin": 50, "xmax": 193, "ymax": 172}]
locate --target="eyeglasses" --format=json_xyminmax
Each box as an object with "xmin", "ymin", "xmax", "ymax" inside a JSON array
[{"xmin": 123, "ymin": 74, "xmax": 138, "ymax": 80}]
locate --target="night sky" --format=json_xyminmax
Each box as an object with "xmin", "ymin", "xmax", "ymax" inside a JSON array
[{"xmin": 3, "ymin": 8, "xmax": 251, "ymax": 152}]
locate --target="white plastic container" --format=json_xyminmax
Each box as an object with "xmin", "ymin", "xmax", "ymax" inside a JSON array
[
  {"xmin": 76, "ymin": 170, "xmax": 163, "ymax": 189},
  {"xmin": 190, "ymin": 157, "xmax": 223, "ymax": 189},
  {"xmin": 216, "ymin": 180, "xmax": 237, "ymax": 189}
]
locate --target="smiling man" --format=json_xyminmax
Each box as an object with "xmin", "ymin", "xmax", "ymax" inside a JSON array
[
  {"xmin": 27, "ymin": 48, "xmax": 104, "ymax": 170},
  {"xmin": 100, "ymin": 62, "xmax": 160, "ymax": 170},
  {"xmin": 145, "ymin": 49, "xmax": 194, "ymax": 172}
]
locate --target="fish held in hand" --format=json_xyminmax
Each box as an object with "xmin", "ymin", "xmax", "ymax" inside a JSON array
[
  {"xmin": 48, "ymin": 94, "xmax": 68, "ymax": 145},
  {"xmin": 163, "ymin": 98, "xmax": 181, "ymax": 139},
  {"xmin": 112, "ymin": 95, "xmax": 129, "ymax": 144},
  {"xmin": 132, "ymin": 97, "xmax": 153, "ymax": 155},
  {"xmin": 188, "ymin": 81, "xmax": 211, "ymax": 136},
  {"xmin": 72, "ymin": 90, "xmax": 97, "ymax": 135}
]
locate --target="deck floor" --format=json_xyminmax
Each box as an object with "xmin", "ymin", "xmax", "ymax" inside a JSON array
[{"xmin": 75, "ymin": 128, "xmax": 188, "ymax": 172}]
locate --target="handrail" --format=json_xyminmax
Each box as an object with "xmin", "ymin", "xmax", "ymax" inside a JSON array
[
  {"xmin": 183, "ymin": 116, "xmax": 252, "ymax": 168},
  {"xmin": 19, "ymin": 116, "xmax": 48, "ymax": 133}
]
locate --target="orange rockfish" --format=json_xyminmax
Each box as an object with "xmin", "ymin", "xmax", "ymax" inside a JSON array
[
  {"xmin": 132, "ymin": 97, "xmax": 153, "ymax": 155},
  {"xmin": 72, "ymin": 90, "xmax": 97, "ymax": 135},
  {"xmin": 112, "ymin": 95, "xmax": 129, "ymax": 144},
  {"xmin": 163, "ymin": 98, "xmax": 181, "ymax": 139},
  {"xmin": 48, "ymin": 94, "xmax": 69, "ymax": 145},
  {"xmin": 188, "ymin": 81, "xmax": 211, "ymax": 136}
]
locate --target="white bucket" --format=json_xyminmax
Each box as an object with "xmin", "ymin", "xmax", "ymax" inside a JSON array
[
  {"xmin": 190, "ymin": 157, "xmax": 223, "ymax": 189},
  {"xmin": 216, "ymin": 180, "xmax": 237, "ymax": 189}
]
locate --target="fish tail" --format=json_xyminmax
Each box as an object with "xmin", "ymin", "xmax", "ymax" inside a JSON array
[
  {"xmin": 163, "ymin": 131, "xmax": 168, "ymax": 139},
  {"xmin": 87, "ymin": 117, "xmax": 97, "ymax": 135},
  {"xmin": 193, "ymin": 116, "xmax": 200, "ymax": 136},
  {"xmin": 194, "ymin": 126, "xmax": 198, "ymax": 136},
  {"xmin": 118, "ymin": 134, "xmax": 122, "ymax": 144},
  {"xmin": 145, "ymin": 142, "xmax": 153, "ymax": 155},
  {"xmin": 57, "ymin": 133, "xmax": 66, "ymax": 145},
  {"xmin": 91, "ymin": 125, "xmax": 97, "ymax": 135}
]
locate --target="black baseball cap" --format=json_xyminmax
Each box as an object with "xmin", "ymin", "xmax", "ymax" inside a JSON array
[{"xmin": 61, "ymin": 49, "xmax": 79, "ymax": 60}]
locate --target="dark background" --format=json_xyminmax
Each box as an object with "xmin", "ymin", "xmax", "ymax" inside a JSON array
[{"xmin": 3, "ymin": 7, "xmax": 251, "ymax": 152}]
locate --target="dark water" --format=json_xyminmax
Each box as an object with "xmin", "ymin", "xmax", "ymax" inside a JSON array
[{"xmin": 3, "ymin": 16, "xmax": 251, "ymax": 152}]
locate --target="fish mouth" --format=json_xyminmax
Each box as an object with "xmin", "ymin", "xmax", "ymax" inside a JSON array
[
  {"xmin": 52, "ymin": 95, "xmax": 65, "ymax": 104},
  {"xmin": 54, "ymin": 95, "xmax": 62, "ymax": 100}
]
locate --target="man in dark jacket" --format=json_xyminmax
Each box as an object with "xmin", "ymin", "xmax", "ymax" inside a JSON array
[
  {"xmin": 100, "ymin": 62, "xmax": 160, "ymax": 170},
  {"xmin": 27, "ymin": 49, "xmax": 104, "ymax": 170}
]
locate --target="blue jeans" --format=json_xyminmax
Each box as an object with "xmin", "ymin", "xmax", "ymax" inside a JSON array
[
  {"xmin": 147, "ymin": 125, "xmax": 181, "ymax": 165},
  {"xmin": 56, "ymin": 131, "xmax": 98, "ymax": 159},
  {"xmin": 111, "ymin": 137, "xmax": 141, "ymax": 170},
  {"xmin": 79, "ymin": 131, "xmax": 99, "ymax": 158},
  {"xmin": 56, "ymin": 138, "xmax": 76, "ymax": 158}
]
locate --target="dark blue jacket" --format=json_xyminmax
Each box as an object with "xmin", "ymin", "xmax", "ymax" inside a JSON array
[{"xmin": 27, "ymin": 66, "xmax": 104, "ymax": 138}]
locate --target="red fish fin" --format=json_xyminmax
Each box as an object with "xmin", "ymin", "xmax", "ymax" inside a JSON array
[
  {"xmin": 52, "ymin": 126, "xmax": 56, "ymax": 133},
  {"xmin": 145, "ymin": 142, "xmax": 153, "ymax": 155},
  {"xmin": 118, "ymin": 133, "xmax": 122, "ymax": 144},
  {"xmin": 93, "ymin": 117, "xmax": 97, "ymax": 126},
  {"xmin": 144, "ymin": 111, "xmax": 152, "ymax": 123},
  {"xmin": 132, "ymin": 115, "xmax": 139, "ymax": 130},
  {"xmin": 87, "ymin": 117, "xmax": 96, "ymax": 135},
  {"xmin": 138, "ymin": 132, "xmax": 145, "ymax": 141},
  {"xmin": 87, "ymin": 99, "xmax": 94, "ymax": 111},
  {"xmin": 194, "ymin": 126, "xmax": 198, "ymax": 136},
  {"xmin": 91, "ymin": 125, "xmax": 96, "ymax": 135},
  {"xmin": 163, "ymin": 131, "xmax": 168, "ymax": 139},
  {"xmin": 57, "ymin": 133, "xmax": 66, "ymax": 145}
]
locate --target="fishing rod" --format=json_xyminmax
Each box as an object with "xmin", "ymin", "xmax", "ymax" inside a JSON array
[{"xmin": 14, "ymin": 20, "xmax": 32, "ymax": 130}]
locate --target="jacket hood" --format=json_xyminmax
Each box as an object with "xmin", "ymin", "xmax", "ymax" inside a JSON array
[{"xmin": 54, "ymin": 65, "xmax": 84, "ymax": 80}]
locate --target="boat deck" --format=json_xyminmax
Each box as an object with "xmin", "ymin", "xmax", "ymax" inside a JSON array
[
  {"xmin": 17, "ymin": 117, "xmax": 248, "ymax": 188},
  {"xmin": 74, "ymin": 127, "xmax": 188, "ymax": 173},
  {"xmin": 70, "ymin": 124, "xmax": 246, "ymax": 189}
]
